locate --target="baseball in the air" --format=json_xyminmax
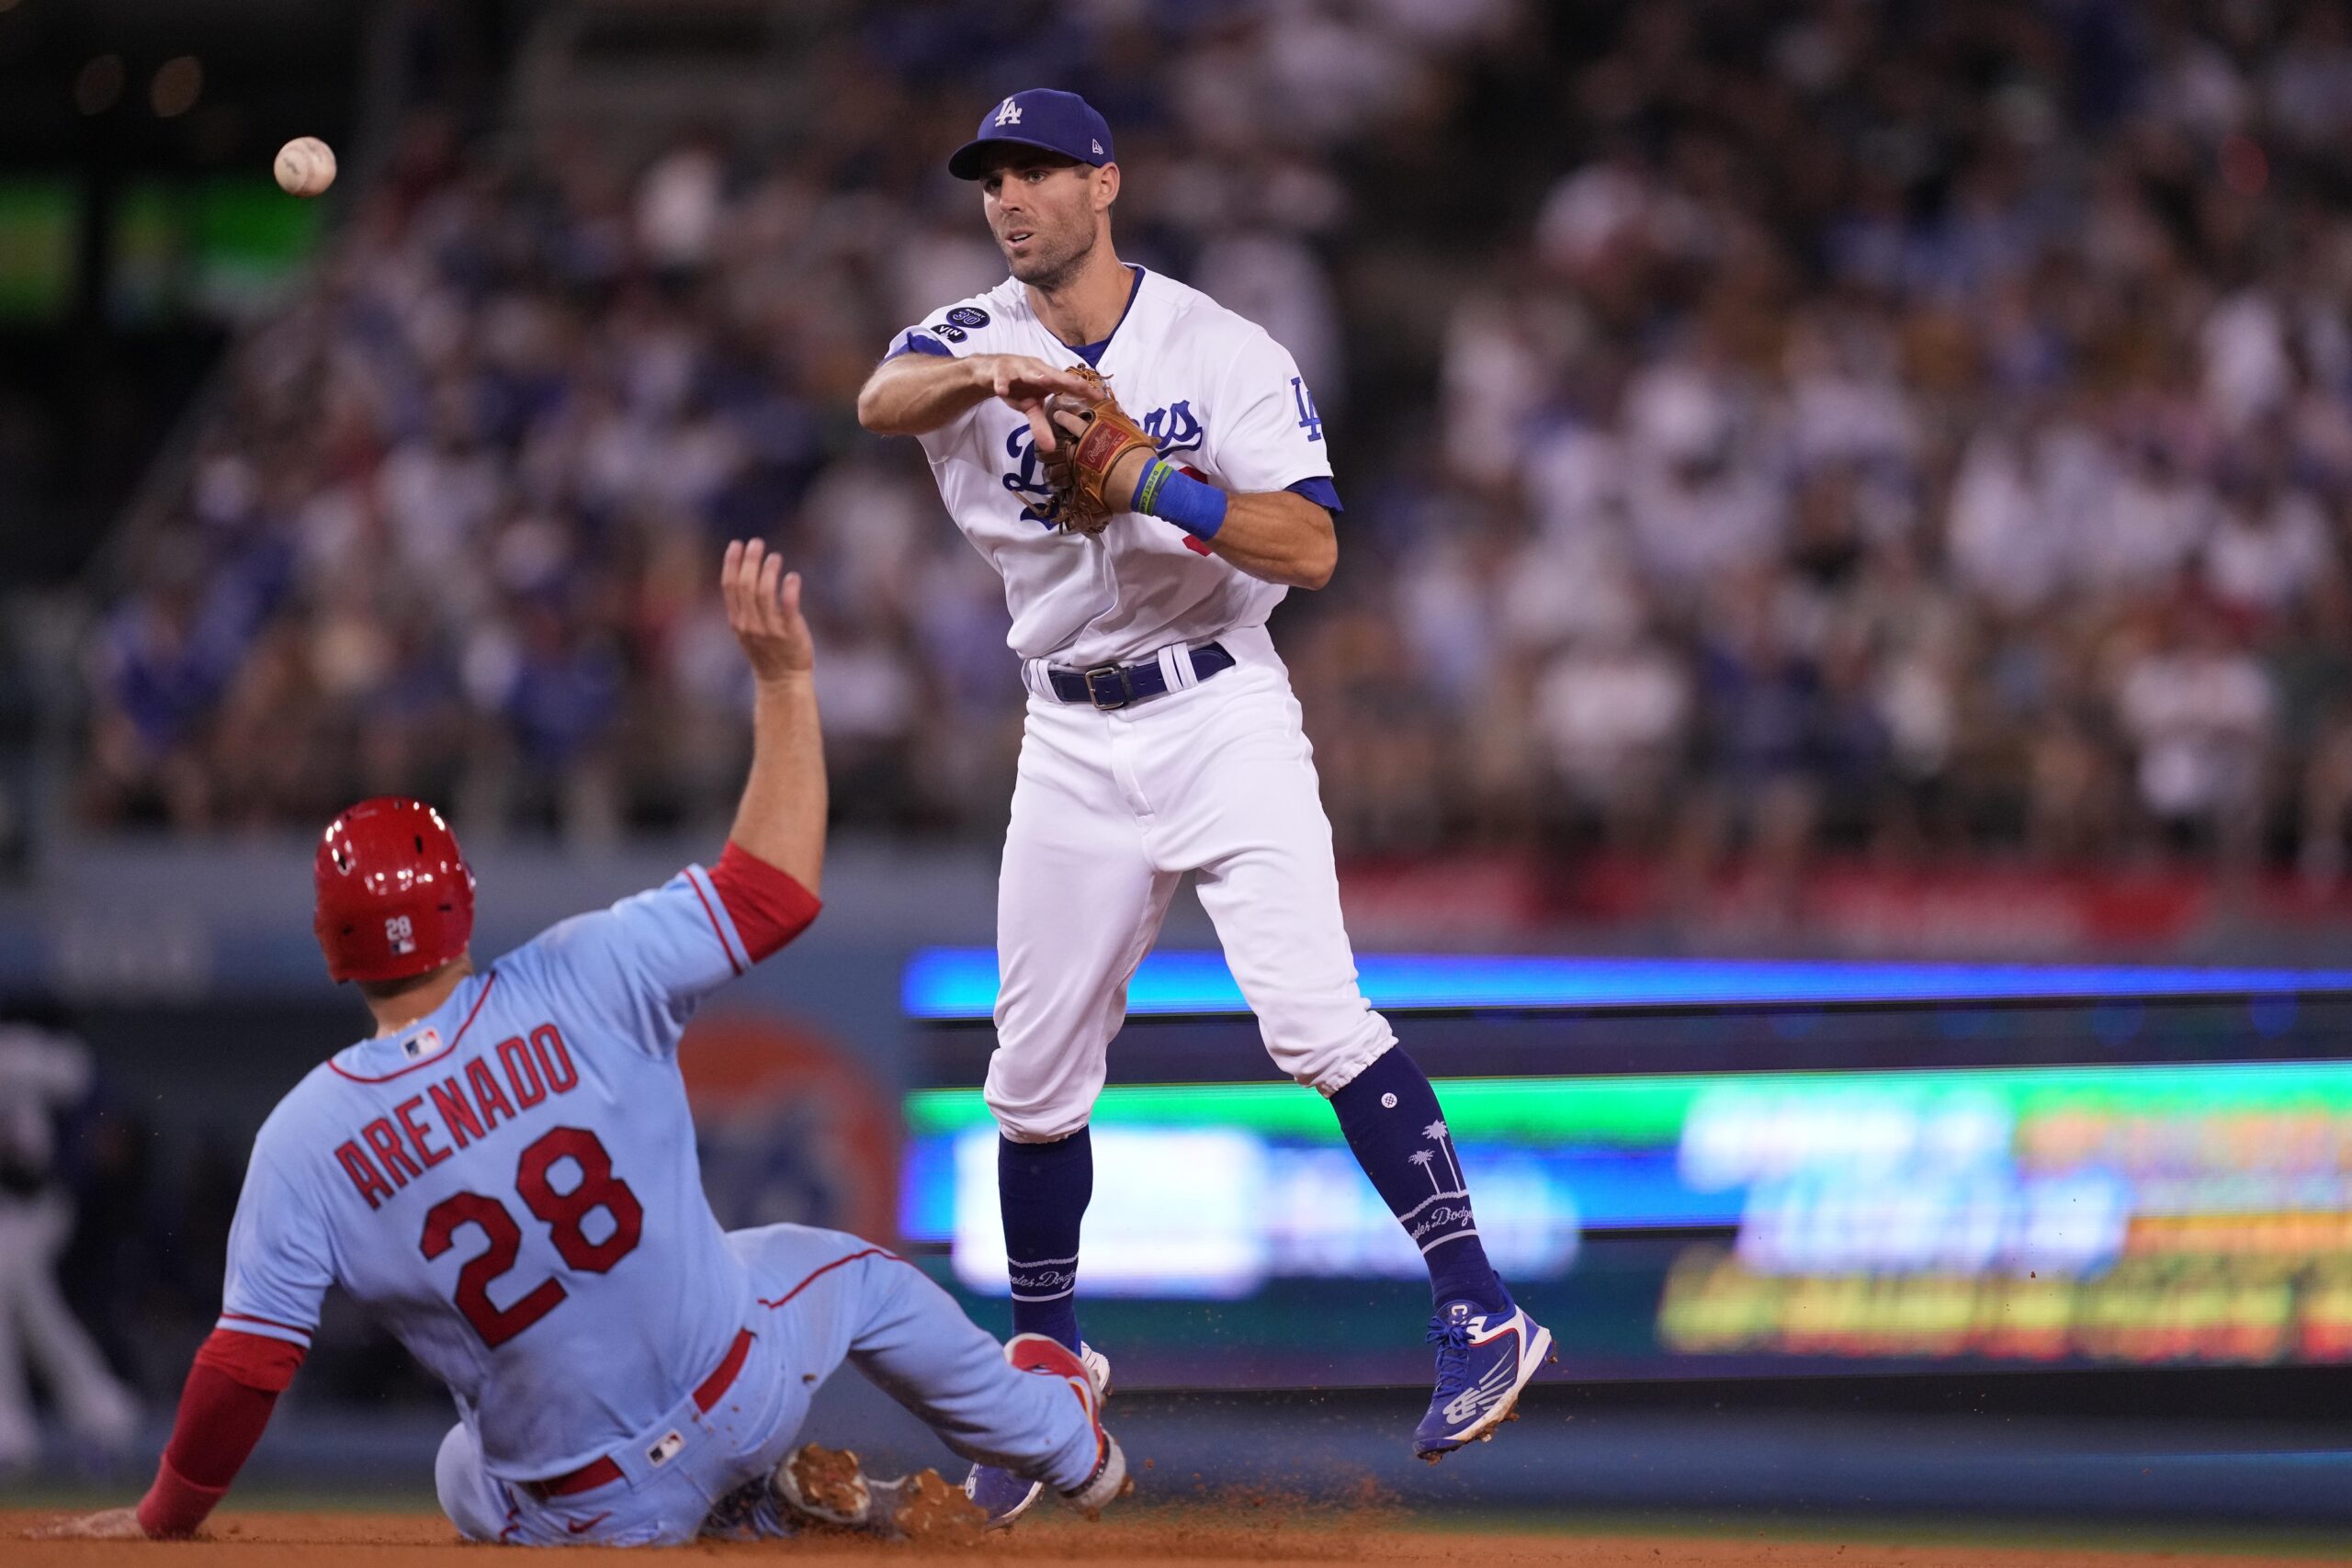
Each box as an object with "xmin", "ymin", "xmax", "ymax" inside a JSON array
[{"xmin": 274, "ymin": 137, "xmax": 337, "ymax": 197}]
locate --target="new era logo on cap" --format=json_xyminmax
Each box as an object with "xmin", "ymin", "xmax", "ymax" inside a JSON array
[{"xmin": 949, "ymin": 88, "xmax": 1115, "ymax": 180}]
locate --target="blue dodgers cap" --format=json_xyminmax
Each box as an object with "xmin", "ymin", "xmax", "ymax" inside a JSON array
[{"xmin": 948, "ymin": 89, "xmax": 1114, "ymax": 180}]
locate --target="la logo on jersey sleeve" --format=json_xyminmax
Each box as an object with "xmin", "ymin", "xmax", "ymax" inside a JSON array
[{"xmin": 1291, "ymin": 377, "xmax": 1324, "ymax": 443}]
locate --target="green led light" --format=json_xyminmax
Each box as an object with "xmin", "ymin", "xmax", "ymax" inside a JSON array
[{"xmin": 903, "ymin": 1061, "xmax": 2352, "ymax": 1143}]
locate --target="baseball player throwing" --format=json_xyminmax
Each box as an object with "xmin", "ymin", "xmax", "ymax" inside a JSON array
[
  {"xmin": 40, "ymin": 542, "xmax": 1124, "ymax": 1546},
  {"xmin": 858, "ymin": 90, "xmax": 1552, "ymax": 1524}
]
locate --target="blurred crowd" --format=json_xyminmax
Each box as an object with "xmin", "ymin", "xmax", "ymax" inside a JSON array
[
  {"xmin": 76, "ymin": 0, "xmax": 2352, "ymax": 886},
  {"xmin": 0, "ymin": 1012, "xmax": 455, "ymax": 1448},
  {"xmin": 1331, "ymin": 0, "xmax": 2352, "ymax": 890}
]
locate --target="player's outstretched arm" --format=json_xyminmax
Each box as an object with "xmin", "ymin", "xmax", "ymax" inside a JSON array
[
  {"xmin": 858, "ymin": 352, "xmax": 1096, "ymax": 441},
  {"xmin": 722, "ymin": 539, "xmax": 826, "ymax": 895}
]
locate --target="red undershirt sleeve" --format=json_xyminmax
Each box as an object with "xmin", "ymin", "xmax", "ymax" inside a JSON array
[
  {"xmin": 708, "ymin": 840, "xmax": 821, "ymax": 962},
  {"xmin": 135, "ymin": 1329, "xmax": 304, "ymax": 1539}
]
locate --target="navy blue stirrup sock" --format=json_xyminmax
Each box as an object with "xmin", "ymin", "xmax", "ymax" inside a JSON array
[
  {"xmin": 998, "ymin": 1128, "xmax": 1091, "ymax": 1350},
  {"xmin": 1329, "ymin": 1050, "xmax": 1508, "ymax": 1314}
]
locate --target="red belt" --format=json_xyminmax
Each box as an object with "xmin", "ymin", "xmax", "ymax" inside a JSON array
[{"xmin": 523, "ymin": 1328, "xmax": 754, "ymax": 1499}]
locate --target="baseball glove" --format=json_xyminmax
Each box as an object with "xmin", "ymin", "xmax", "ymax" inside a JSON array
[{"xmin": 1037, "ymin": 367, "xmax": 1159, "ymax": 537}]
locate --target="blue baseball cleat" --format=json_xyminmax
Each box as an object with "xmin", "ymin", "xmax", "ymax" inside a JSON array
[
  {"xmin": 1413, "ymin": 1299, "xmax": 1555, "ymax": 1461},
  {"xmin": 962, "ymin": 1458, "xmax": 1046, "ymax": 1532},
  {"xmin": 964, "ymin": 1340, "xmax": 1116, "ymax": 1529}
]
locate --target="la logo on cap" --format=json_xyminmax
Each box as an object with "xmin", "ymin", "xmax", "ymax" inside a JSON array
[{"xmin": 994, "ymin": 96, "xmax": 1022, "ymax": 127}]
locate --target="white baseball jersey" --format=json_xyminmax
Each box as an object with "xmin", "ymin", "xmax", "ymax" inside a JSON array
[{"xmin": 891, "ymin": 265, "xmax": 1339, "ymax": 668}]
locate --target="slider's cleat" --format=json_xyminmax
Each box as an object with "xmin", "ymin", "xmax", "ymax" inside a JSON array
[{"xmin": 966, "ymin": 1337, "xmax": 1127, "ymax": 1528}]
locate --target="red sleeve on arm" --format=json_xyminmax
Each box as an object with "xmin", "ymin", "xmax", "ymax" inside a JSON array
[
  {"xmin": 709, "ymin": 841, "xmax": 821, "ymax": 963},
  {"xmin": 135, "ymin": 1330, "xmax": 303, "ymax": 1539},
  {"xmin": 193, "ymin": 1326, "xmax": 305, "ymax": 1393}
]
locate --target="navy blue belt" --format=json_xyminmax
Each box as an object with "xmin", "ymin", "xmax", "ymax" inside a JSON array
[{"xmin": 1046, "ymin": 641, "xmax": 1235, "ymax": 710}]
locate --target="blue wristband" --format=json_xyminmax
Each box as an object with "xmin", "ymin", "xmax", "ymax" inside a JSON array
[{"xmin": 1130, "ymin": 458, "xmax": 1227, "ymax": 540}]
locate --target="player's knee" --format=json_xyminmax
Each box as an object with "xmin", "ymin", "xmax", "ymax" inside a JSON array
[
  {"xmin": 1268, "ymin": 1019, "xmax": 1396, "ymax": 1097},
  {"xmin": 987, "ymin": 1100, "xmax": 1089, "ymax": 1144},
  {"xmin": 434, "ymin": 1422, "xmax": 503, "ymax": 1542},
  {"xmin": 982, "ymin": 1079, "xmax": 1089, "ymax": 1144}
]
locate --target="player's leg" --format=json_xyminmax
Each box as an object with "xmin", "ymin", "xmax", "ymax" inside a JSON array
[
  {"xmin": 989, "ymin": 703, "xmax": 1181, "ymax": 1351},
  {"xmin": 434, "ymin": 1421, "xmax": 511, "ymax": 1543},
  {"xmin": 1150, "ymin": 671, "xmax": 1551, "ymax": 1454},
  {"xmin": 12, "ymin": 1199, "xmax": 138, "ymax": 1448},
  {"xmin": 726, "ymin": 1225, "xmax": 1109, "ymax": 1495},
  {"xmin": 0, "ymin": 1229, "xmax": 40, "ymax": 1468},
  {"xmin": 1173, "ymin": 696, "xmax": 1504, "ymax": 1303}
]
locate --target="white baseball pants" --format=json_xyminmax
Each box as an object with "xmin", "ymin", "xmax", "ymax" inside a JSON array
[{"xmin": 987, "ymin": 625, "xmax": 1396, "ymax": 1142}]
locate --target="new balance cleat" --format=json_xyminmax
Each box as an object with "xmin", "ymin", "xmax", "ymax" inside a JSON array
[
  {"xmin": 964, "ymin": 1337, "xmax": 1125, "ymax": 1529},
  {"xmin": 963, "ymin": 1459, "xmax": 1046, "ymax": 1532},
  {"xmin": 1413, "ymin": 1300, "xmax": 1555, "ymax": 1461},
  {"xmin": 772, "ymin": 1443, "xmax": 984, "ymax": 1540}
]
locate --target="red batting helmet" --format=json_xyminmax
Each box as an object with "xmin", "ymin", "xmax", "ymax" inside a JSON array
[{"xmin": 312, "ymin": 797, "xmax": 476, "ymax": 983}]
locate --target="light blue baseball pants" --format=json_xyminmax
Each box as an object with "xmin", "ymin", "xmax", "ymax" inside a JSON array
[{"xmin": 435, "ymin": 1224, "xmax": 1098, "ymax": 1545}]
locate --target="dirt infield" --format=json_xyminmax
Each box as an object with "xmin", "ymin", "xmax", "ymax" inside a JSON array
[{"xmin": 7, "ymin": 1510, "xmax": 2346, "ymax": 1566}]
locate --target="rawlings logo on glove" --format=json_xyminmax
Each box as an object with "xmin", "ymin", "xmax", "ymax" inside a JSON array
[{"xmin": 1036, "ymin": 367, "xmax": 1159, "ymax": 537}]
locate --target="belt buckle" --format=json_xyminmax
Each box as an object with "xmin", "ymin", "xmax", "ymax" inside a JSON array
[{"xmin": 1081, "ymin": 663, "xmax": 1132, "ymax": 710}]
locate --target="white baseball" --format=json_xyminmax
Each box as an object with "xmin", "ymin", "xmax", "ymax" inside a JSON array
[{"xmin": 274, "ymin": 137, "xmax": 337, "ymax": 197}]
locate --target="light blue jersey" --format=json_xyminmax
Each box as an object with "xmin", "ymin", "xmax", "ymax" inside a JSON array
[
  {"xmin": 214, "ymin": 862, "xmax": 1098, "ymax": 1545},
  {"xmin": 220, "ymin": 866, "xmax": 758, "ymax": 1480}
]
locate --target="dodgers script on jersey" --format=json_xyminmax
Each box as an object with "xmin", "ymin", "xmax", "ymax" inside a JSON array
[
  {"xmin": 216, "ymin": 868, "xmax": 758, "ymax": 1481},
  {"xmin": 891, "ymin": 266, "xmax": 1334, "ymax": 667}
]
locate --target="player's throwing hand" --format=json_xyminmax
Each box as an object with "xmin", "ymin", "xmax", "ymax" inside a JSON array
[
  {"xmin": 722, "ymin": 539, "xmax": 814, "ymax": 682},
  {"xmin": 978, "ymin": 355, "xmax": 1096, "ymax": 455}
]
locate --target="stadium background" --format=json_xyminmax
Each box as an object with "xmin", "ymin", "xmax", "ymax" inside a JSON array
[{"xmin": 5, "ymin": 0, "xmax": 2352, "ymax": 1549}]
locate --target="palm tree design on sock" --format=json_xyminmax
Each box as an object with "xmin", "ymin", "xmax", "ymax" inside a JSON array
[{"xmin": 1422, "ymin": 1120, "xmax": 1464, "ymax": 1190}]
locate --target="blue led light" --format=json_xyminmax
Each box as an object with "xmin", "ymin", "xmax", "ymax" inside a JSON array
[{"xmin": 900, "ymin": 947, "xmax": 2352, "ymax": 1021}]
